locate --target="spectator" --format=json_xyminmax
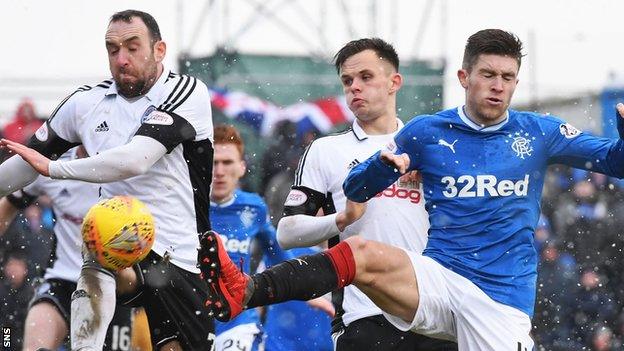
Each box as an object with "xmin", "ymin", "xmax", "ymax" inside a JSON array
[
  {"xmin": 261, "ymin": 121, "xmax": 300, "ymax": 192},
  {"xmin": 0, "ymin": 249, "xmax": 34, "ymax": 350},
  {"xmin": 573, "ymin": 270, "xmax": 618, "ymax": 344},
  {"xmin": 591, "ymin": 325, "xmax": 621, "ymax": 351},
  {"xmin": 534, "ymin": 240, "xmax": 579, "ymax": 349},
  {"xmin": 3, "ymin": 99, "xmax": 42, "ymax": 144},
  {"xmin": 554, "ymin": 172, "xmax": 612, "ymax": 269},
  {"xmin": 1, "ymin": 99, "xmax": 43, "ymax": 162}
]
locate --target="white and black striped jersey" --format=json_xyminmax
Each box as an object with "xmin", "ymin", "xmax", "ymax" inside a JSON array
[
  {"xmin": 7, "ymin": 149, "xmax": 98, "ymax": 282},
  {"xmin": 30, "ymin": 68, "xmax": 213, "ymax": 272},
  {"xmin": 284, "ymin": 119, "xmax": 429, "ymax": 327}
]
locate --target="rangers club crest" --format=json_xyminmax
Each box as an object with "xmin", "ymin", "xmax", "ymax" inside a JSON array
[{"xmin": 509, "ymin": 131, "xmax": 534, "ymax": 159}]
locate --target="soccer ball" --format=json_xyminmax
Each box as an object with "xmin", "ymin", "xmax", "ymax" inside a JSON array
[{"xmin": 82, "ymin": 196, "xmax": 155, "ymax": 271}]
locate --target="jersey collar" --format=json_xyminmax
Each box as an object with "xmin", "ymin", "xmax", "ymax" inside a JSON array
[
  {"xmin": 352, "ymin": 118, "xmax": 405, "ymax": 141},
  {"xmin": 210, "ymin": 190, "xmax": 238, "ymax": 208},
  {"xmin": 105, "ymin": 66, "xmax": 170, "ymax": 102},
  {"xmin": 457, "ymin": 105, "xmax": 509, "ymax": 132}
]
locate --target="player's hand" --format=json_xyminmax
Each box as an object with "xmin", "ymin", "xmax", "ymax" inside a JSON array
[
  {"xmin": 306, "ymin": 296, "xmax": 335, "ymax": 317},
  {"xmin": 336, "ymin": 199, "xmax": 367, "ymax": 232},
  {"xmin": 0, "ymin": 139, "xmax": 50, "ymax": 176},
  {"xmin": 399, "ymin": 170, "xmax": 420, "ymax": 184},
  {"xmin": 380, "ymin": 150, "xmax": 410, "ymax": 174},
  {"xmin": 617, "ymin": 103, "xmax": 624, "ymax": 118}
]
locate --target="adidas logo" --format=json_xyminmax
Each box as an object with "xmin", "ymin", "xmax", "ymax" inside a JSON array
[
  {"xmin": 95, "ymin": 121, "xmax": 109, "ymax": 132},
  {"xmin": 347, "ymin": 159, "xmax": 360, "ymax": 169}
]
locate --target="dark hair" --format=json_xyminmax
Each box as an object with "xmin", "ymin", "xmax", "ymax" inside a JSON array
[
  {"xmin": 333, "ymin": 38, "xmax": 399, "ymax": 73},
  {"xmin": 110, "ymin": 10, "xmax": 162, "ymax": 43},
  {"xmin": 462, "ymin": 29, "xmax": 524, "ymax": 71}
]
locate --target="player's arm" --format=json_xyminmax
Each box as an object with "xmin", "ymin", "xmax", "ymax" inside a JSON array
[
  {"xmin": 343, "ymin": 124, "xmax": 417, "ymax": 202},
  {"xmin": 0, "ymin": 89, "xmax": 82, "ymax": 195},
  {"xmin": 276, "ymin": 184, "xmax": 341, "ymax": 249},
  {"xmin": 546, "ymin": 104, "xmax": 624, "ymax": 178},
  {"xmin": 0, "ymin": 153, "xmax": 41, "ymax": 197},
  {"xmin": 276, "ymin": 139, "xmax": 364, "ymax": 249},
  {"xmin": 8, "ymin": 78, "xmax": 212, "ymax": 183},
  {"xmin": 50, "ymin": 136, "xmax": 167, "ymax": 182}
]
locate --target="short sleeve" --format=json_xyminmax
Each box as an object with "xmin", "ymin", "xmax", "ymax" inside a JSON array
[
  {"xmin": 28, "ymin": 88, "xmax": 86, "ymax": 159},
  {"xmin": 292, "ymin": 140, "xmax": 328, "ymax": 193},
  {"xmin": 135, "ymin": 75, "xmax": 213, "ymax": 152},
  {"xmin": 284, "ymin": 140, "xmax": 329, "ymax": 215}
]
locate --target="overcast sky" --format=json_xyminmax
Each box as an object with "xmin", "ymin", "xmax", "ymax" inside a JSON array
[{"xmin": 2, "ymin": 0, "xmax": 624, "ymax": 118}]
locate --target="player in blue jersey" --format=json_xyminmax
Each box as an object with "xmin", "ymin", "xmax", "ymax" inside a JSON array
[
  {"xmin": 263, "ymin": 247, "xmax": 333, "ymax": 351},
  {"xmin": 209, "ymin": 124, "xmax": 333, "ymax": 350},
  {"xmin": 198, "ymin": 29, "xmax": 624, "ymax": 350}
]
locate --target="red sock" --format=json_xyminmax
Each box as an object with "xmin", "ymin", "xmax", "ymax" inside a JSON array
[{"xmin": 324, "ymin": 241, "xmax": 356, "ymax": 289}]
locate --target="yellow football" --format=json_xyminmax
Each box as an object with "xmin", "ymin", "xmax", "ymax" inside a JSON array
[{"xmin": 82, "ymin": 196, "xmax": 155, "ymax": 271}]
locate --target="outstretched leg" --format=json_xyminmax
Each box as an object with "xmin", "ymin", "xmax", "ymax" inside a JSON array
[
  {"xmin": 199, "ymin": 231, "xmax": 419, "ymax": 323},
  {"xmin": 348, "ymin": 236, "xmax": 419, "ymax": 323}
]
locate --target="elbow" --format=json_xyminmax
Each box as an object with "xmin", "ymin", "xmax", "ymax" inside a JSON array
[{"xmin": 120, "ymin": 161, "xmax": 151, "ymax": 178}]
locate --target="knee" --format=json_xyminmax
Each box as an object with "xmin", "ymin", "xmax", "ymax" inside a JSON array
[
  {"xmin": 344, "ymin": 236, "xmax": 369, "ymax": 255},
  {"xmin": 116, "ymin": 266, "xmax": 139, "ymax": 295},
  {"xmin": 344, "ymin": 236, "xmax": 377, "ymax": 286}
]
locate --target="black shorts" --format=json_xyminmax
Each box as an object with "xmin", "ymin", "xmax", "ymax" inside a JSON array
[
  {"xmin": 30, "ymin": 278, "xmax": 133, "ymax": 351},
  {"xmin": 119, "ymin": 251, "xmax": 215, "ymax": 350},
  {"xmin": 333, "ymin": 315, "xmax": 457, "ymax": 351}
]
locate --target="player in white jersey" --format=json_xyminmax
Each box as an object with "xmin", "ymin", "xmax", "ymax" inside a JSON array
[
  {"xmin": 0, "ymin": 10, "xmax": 214, "ymax": 351},
  {"xmin": 0, "ymin": 146, "xmax": 135, "ymax": 351},
  {"xmin": 276, "ymin": 38, "xmax": 456, "ymax": 350}
]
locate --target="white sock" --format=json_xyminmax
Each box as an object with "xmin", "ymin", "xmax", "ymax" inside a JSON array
[{"xmin": 70, "ymin": 267, "xmax": 116, "ymax": 351}]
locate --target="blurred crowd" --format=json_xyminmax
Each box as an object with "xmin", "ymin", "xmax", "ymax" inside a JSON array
[{"xmin": 2, "ymin": 98, "xmax": 624, "ymax": 350}]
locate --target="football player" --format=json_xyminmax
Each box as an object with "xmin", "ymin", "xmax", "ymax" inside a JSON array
[
  {"xmin": 0, "ymin": 10, "xmax": 214, "ymax": 351},
  {"xmin": 199, "ymin": 29, "xmax": 624, "ymax": 351}
]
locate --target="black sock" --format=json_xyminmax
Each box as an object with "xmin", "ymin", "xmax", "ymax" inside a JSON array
[{"xmin": 246, "ymin": 253, "xmax": 338, "ymax": 308}]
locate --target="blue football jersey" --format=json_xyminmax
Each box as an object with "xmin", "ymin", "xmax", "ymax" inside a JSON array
[
  {"xmin": 263, "ymin": 247, "xmax": 333, "ymax": 351},
  {"xmin": 211, "ymin": 189, "xmax": 293, "ymax": 334},
  {"xmin": 344, "ymin": 106, "xmax": 624, "ymax": 317}
]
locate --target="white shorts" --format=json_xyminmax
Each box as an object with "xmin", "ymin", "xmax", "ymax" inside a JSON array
[
  {"xmin": 383, "ymin": 253, "xmax": 534, "ymax": 351},
  {"xmin": 215, "ymin": 323, "xmax": 262, "ymax": 351}
]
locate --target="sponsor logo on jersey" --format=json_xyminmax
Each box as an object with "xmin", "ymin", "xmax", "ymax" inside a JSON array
[
  {"xmin": 347, "ymin": 159, "xmax": 360, "ymax": 169},
  {"xmin": 508, "ymin": 132, "xmax": 533, "ymax": 159},
  {"xmin": 559, "ymin": 123, "xmax": 581, "ymax": 139},
  {"xmin": 385, "ymin": 140, "xmax": 397, "ymax": 153},
  {"xmin": 441, "ymin": 174, "xmax": 529, "ymax": 198},
  {"xmin": 284, "ymin": 189, "xmax": 308, "ymax": 207},
  {"xmin": 239, "ymin": 206, "xmax": 257, "ymax": 229},
  {"xmin": 143, "ymin": 110, "xmax": 174, "ymax": 126},
  {"xmin": 375, "ymin": 183, "xmax": 421, "ymax": 203},
  {"xmin": 438, "ymin": 139, "xmax": 457, "ymax": 153},
  {"xmin": 94, "ymin": 121, "xmax": 110, "ymax": 132},
  {"xmin": 219, "ymin": 234, "xmax": 251, "ymax": 254},
  {"xmin": 141, "ymin": 105, "xmax": 157, "ymax": 122}
]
